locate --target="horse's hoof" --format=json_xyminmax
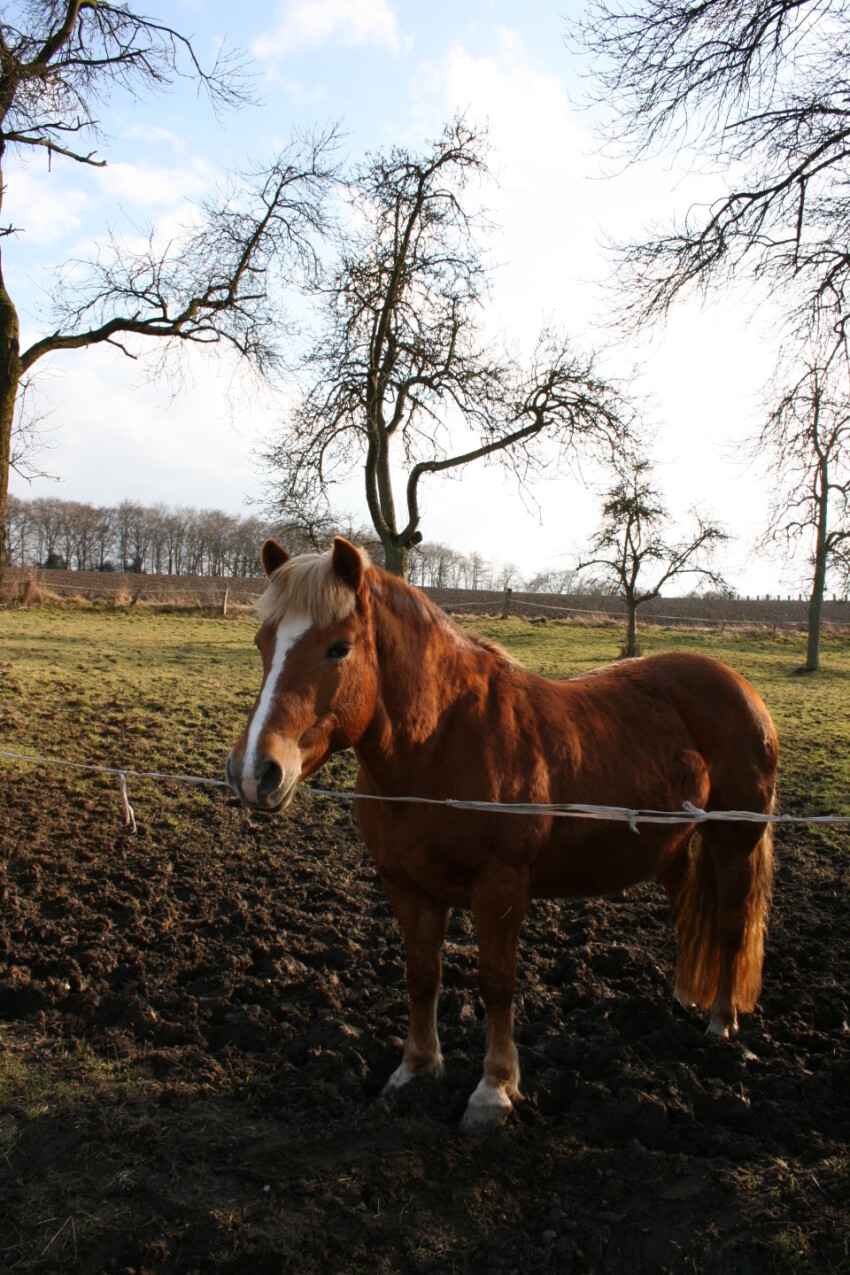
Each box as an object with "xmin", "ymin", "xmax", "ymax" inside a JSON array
[
  {"xmin": 381, "ymin": 1056, "xmax": 444, "ymax": 1095},
  {"xmin": 705, "ymin": 1015, "xmax": 738, "ymax": 1040},
  {"xmin": 675, "ymin": 987, "xmax": 696, "ymax": 1010},
  {"xmin": 459, "ymin": 1080, "xmax": 513, "ymax": 1136}
]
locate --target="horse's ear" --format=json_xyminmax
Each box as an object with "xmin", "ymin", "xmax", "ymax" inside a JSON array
[
  {"xmin": 261, "ymin": 539, "xmax": 290, "ymax": 576},
  {"xmin": 332, "ymin": 537, "xmax": 364, "ymax": 591}
]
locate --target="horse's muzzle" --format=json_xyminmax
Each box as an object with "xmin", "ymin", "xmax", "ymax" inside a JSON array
[{"xmin": 226, "ymin": 751, "xmax": 298, "ymax": 812}]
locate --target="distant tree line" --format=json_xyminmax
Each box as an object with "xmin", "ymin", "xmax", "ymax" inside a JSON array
[
  {"xmin": 5, "ymin": 493, "xmax": 599, "ymax": 593},
  {"xmin": 3, "ymin": 495, "xmax": 335, "ymax": 578},
  {"xmin": 407, "ymin": 542, "xmax": 585, "ymax": 594}
]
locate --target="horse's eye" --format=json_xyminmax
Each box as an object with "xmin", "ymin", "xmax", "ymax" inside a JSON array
[{"xmin": 326, "ymin": 641, "xmax": 352, "ymax": 661}]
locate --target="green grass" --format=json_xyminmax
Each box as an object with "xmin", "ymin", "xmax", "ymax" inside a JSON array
[
  {"xmin": 3, "ymin": 606, "xmax": 850, "ymax": 820},
  {"xmin": 0, "ymin": 605, "xmax": 255, "ymax": 775}
]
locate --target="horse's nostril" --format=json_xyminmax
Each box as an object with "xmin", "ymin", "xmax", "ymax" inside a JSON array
[{"xmin": 256, "ymin": 757, "xmax": 283, "ymax": 799}]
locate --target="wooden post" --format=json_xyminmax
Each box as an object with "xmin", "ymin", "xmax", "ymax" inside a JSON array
[
  {"xmin": 222, "ymin": 587, "xmax": 229, "ymax": 617},
  {"xmin": 501, "ymin": 587, "xmax": 512, "ymax": 619}
]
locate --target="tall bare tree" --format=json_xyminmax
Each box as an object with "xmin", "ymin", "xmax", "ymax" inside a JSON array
[
  {"xmin": 577, "ymin": 451, "xmax": 728, "ymax": 655},
  {"xmin": 575, "ymin": 0, "xmax": 850, "ymax": 337},
  {"xmin": 524, "ymin": 566, "xmax": 580, "ymax": 595},
  {"xmin": 0, "ymin": 2, "xmax": 339, "ymax": 588},
  {"xmin": 265, "ymin": 118, "xmax": 629, "ymax": 577},
  {"xmin": 757, "ymin": 344, "xmax": 850, "ymax": 671}
]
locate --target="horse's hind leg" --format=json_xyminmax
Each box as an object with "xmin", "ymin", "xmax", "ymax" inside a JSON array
[{"xmin": 382, "ymin": 883, "xmax": 450, "ymax": 1092}]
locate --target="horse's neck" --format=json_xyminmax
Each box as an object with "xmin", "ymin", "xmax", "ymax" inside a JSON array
[{"xmin": 357, "ymin": 575, "xmax": 489, "ymax": 773}]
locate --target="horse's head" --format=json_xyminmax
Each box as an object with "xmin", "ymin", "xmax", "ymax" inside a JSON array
[{"xmin": 226, "ymin": 536, "xmax": 377, "ymax": 810}]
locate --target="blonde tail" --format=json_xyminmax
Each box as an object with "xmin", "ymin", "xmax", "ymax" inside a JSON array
[{"xmin": 672, "ymin": 822, "xmax": 774, "ymax": 1014}]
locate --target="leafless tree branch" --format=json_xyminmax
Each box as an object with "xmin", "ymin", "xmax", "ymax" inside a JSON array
[{"xmin": 574, "ymin": 0, "xmax": 850, "ymax": 336}]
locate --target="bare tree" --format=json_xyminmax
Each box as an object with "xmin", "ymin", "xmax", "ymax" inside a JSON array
[
  {"xmin": 410, "ymin": 541, "xmax": 469, "ymax": 588},
  {"xmin": 8, "ymin": 492, "xmax": 356, "ymax": 576},
  {"xmin": 60, "ymin": 499, "xmax": 98, "ymax": 569},
  {"xmin": 29, "ymin": 495, "xmax": 64, "ymax": 565},
  {"xmin": 91, "ymin": 506, "xmax": 114, "ymax": 570},
  {"xmin": 265, "ymin": 118, "xmax": 628, "ymax": 578},
  {"xmin": 0, "ymin": 3, "xmax": 339, "ymax": 588},
  {"xmin": 575, "ymin": 0, "xmax": 850, "ymax": 336},
  {"xmin": 757, "ymin": 343, "xmax": 850, "ymax": 671},
  {"xmin": 524, "ymin": 566, "xmax": 580, "ymax": 595},
  {"xmin": 496, "ymin": 561, "xmax": 520, "ymax": 591},
  {"xmin": 465, "ymin": 551, "xmax": 491, "ymax": 591},
  {"xmin": 577, "ymin": 452, "xmax": 728, "ymax": 655}
]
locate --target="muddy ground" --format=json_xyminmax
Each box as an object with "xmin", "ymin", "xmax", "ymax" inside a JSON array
[{"xmin": 1, "ymin": 755, "xmax": 848, "ymax": 1274}]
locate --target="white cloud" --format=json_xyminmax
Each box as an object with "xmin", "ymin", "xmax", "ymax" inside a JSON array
[
  {"xmin": 9, "ymin": 343, "xmax": 270, "ymax": 515},
  {"xmin": 253, "ymin": 0, "xmax": 400, "ymax": 60},
  {"xmin": 95, "ymin": 158, "xmax": 215, "ymax": 208},
  {"xmin": 413, "ymin": 31, "xmax": 736, "ymax": 349},
  {"xmin": 413, "ymin": 33, "xmax": 604, "ymax": 349},
  {"xmin": 409, "ymin": 32, "xmax": 779, "ymax": 586},
  {"xmin": 125, "ymin": 124, "xmax": 186, "ymax": 154},
  {"xmin": 4, "ymin": 165, "xmax": 90, "ymax": 246}
]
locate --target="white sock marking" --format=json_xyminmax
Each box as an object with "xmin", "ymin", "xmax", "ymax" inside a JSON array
[{"xmin": 467, "ymin": 1076, "xmax": 513, "ymax": 1113}]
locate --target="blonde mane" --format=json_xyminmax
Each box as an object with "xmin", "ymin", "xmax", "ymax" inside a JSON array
[{"xmin": 256, "ymin": 545, "xmax": 371, "ymax": 628}]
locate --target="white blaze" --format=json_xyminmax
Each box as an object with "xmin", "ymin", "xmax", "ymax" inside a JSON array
[{"xmin": 241, "ymin": 614, "xmax": 312, "ymax": 802}]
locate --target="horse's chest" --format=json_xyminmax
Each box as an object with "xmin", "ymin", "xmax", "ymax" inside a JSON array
[
  {"xmin": 357, "ymin": 801, "xmax": 541, "ymax": 908},
  {"xmin": 371, "ymin": 844, "xmax": 476, "ymax": 907}
]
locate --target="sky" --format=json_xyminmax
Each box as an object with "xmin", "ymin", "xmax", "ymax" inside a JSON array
[{"xmin": 5, "ymin": 0, "xmax": 792, "ymax": 593}]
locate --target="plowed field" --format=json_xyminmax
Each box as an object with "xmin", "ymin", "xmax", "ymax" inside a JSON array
[{"xmin": 1, "ymin": 607, "xmax": 848, "ymax": 1273}]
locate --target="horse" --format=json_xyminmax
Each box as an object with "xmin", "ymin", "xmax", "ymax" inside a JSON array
[{"xmin": 226, "ymin": 537, "xmax": 778, "ymax": 1134}]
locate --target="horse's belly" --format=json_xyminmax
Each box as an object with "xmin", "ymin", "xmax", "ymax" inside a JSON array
[{"xmin": 529, "ymin": 824, "xmax": 688, "ymax": 899}]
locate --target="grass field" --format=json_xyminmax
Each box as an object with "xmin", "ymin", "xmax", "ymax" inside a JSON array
[
  {"xmin": 3, "ymin": 604, "xmax": 850, "ymax": 819},
  {"xmin": 1, "ymin": 603, "xmax": 849, "ymax": 1273}
]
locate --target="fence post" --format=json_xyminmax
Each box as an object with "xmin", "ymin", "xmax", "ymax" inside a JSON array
[
  {"xmin": 501, "ymin": 587, "xmax": 512, "ymax": 619},
  {"xmin": 222, "ymin": 587, "xmax": 229, "ymax": 618}
]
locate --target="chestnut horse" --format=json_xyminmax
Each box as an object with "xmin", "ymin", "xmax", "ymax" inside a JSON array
[{"xmin": 227, "ymin": 537, "xmax": 778, "ymax": 1133}]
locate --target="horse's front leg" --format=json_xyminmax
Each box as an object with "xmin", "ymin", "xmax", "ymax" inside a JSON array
[
  {"xmin": 460, "ymin": 865, "xmax": 529, "ymax": 1135},
  {"xmin": 381, "ymin": 882, "xmax": 450, "ymax": 1092}
]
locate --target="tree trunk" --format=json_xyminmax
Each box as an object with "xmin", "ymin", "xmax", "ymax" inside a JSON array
[
  {"xmin": 0, "ymin": 247, "xmax": 22, "ymax": 593},
  {"xmin": 805, "ymin": 466, "xmax": 830, "ymax": 673},
  {"xmin": 382, "ymin": 535, "xmax": 408, "ymax": 579},
  {"xmin": 364, "ymin": 429, "xmax": 409, "ymax": 577},
  {"xmin": 625, "ymin": 597, "xmax": 638, "ymax": 657},
  {"xmin": 806, "ymin": 577, "xmax": 824, "ymax": 671},
  {"xmin": 805, "ymin": 544, "xmax": 828, "ymax": 673}
]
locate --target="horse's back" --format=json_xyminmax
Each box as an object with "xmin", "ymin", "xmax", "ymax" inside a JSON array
[{"xmin": 593, "ymin": 652, "xmax": 778, "ymax": 808}]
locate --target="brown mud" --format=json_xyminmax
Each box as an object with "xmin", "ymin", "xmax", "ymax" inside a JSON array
[{"xmin": 0, "ymin": 758, "xmax": 848, "ymax": 1273}]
